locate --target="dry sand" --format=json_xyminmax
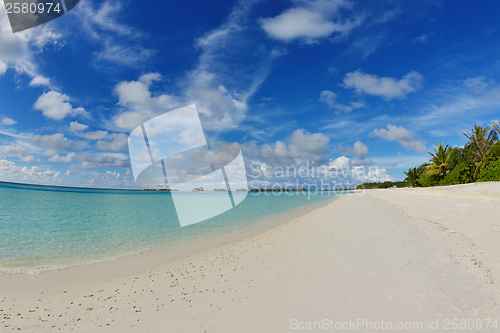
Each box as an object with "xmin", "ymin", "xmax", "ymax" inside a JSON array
[{"xmin": 1, "ymin": 183, "xmax": 499, "ymax": 332}]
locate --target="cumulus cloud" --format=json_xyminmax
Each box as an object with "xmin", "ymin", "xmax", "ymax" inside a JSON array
[
  {"xmin": 369, "ymin": 124, "xmax": 427, "ymax": 154},
  {"xmin": 319, "ymin": 90, "xmax": 366, "ymax": 113},
  {"xmin": 49, "ymin": 152, "xmax": 77, "ymax": 163},
  {"xmin": 48, "ymin": 152, "xmax": 129, "ymax": 168},
  {"xmin": 94, "ymin": 133, "xmax": 128, "ymax": 152},
  {"xmin": 41, "ymin": 149, "xmax": 57, "ymax": 157},
  {"xmin": 29, "ymin": 75, "xmax": 50, "ymax": 87},
  {"xmin": 69, "ymin": 121, "xmax": 89, "ymax": 132},
  {"xmin": 111, "ymin": 73, "xmax": 177, "ymax": 131},
  {"xmin": 0, "ymin": 158, "xmax": 61, "ymax": 185},
  {"xmin": 113, "ymin": 111, "xmax": 150, "ymax": 131},
  {"xmin": 115, "ymin": 73, "xmax": 173, "ymax": 110},
  {"xmin": 30, "ymin": 133, "xmax": 88, "ymax": 151},
  {"xmin": 288, "ymin": 129, "xmax": 331, "ymax": 155},
  {"xmin": 343, "ymin": 70, "xmax": 423, "ymax": 100},
  {"xmin": 0, "ymin": 145, "xmax": 29, "ymax": 156},
  {"xmin": 243, "ymin": 129, "xmax": 331, "ymax": 167},
  {"xmin": 34, "ymin": 91, "xmax": 88, "ymax": 121},
  {"xmin": 336, "ymin": 141, "xmax": 372, "ymax": 165},
  {"xmin": 1, "ymin": 117, "xmax": 17, "ymax": 126},
  {"xmin": 19, "ymin": 155, "xmax": 41, "ymax": 163},
  {"xmin": 328, "ymin": 156, "xmax": 391, "ymax": 182},
  {"xmin": 81, "ymin": 154, "xmax": 130, "ymax": 169},
  {"xmin": 260, "ymin": 0, "xmax": 361, "ymax": 43},
  {"xmin": 81, "ymin": 131, "xmax": 109, "ymax": 140}
]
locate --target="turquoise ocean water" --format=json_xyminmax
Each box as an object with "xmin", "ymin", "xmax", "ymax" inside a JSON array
[{"xmin": 0, "ymin": 182, "xmax": 343, "ymax": 274}]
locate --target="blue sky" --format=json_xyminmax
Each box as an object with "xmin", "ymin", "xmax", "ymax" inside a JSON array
[{"xmin": 1, "ymin": 0, "xmax": 500, "ymax": 188}]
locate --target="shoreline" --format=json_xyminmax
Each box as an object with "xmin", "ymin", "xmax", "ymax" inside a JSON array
[
  {"xmin": 1, "ymin": 184, "xmax": 498, "ymax": 331},
  {"xmin": 0, "ymin": 193, "xmax": 341, "ymax": 282}
]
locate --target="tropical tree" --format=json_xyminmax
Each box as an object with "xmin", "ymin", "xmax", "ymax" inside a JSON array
[
  {"xmin": 492, "ymin": 121, "xmax": 500, "ymax": 155},
  {"xmin": 404, "ymin": 167, "xmax": 420, "ymax": 187},
  {"xmin": 463, "ymin": 124, "xmax": 500, "ymax": 179},
  {"xmin": 426, "ymin": 143, "xmax": 452, "ymax": 177}
]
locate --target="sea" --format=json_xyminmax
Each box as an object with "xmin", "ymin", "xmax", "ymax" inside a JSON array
[{"xmin": 0, "ymin": 181, "xmax": 346, "ymax": 275}]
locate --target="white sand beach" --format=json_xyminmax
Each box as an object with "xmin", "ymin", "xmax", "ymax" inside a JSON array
[{"xmin": 1, "ymin": 183, "xmax": 499, "ymax": 332}]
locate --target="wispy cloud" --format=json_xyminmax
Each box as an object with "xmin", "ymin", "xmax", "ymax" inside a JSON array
[
  {"xmin": 409, "ymin": 34, "xmax": 428, "ymax": 44},
  {"xmin": 75, "ymin": 0, "xmax": 155, "ymax": 67},
  {"xmin": 320, "ymin": 90, "xmax": 367, "ymax": 113},
  {"xmin": 110, "ymin": 0, "xmax": 282, "ymax": 134}
]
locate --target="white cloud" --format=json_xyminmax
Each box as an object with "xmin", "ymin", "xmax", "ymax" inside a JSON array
[
  {"xmin": 69, "ymin": 121, "xmax": 89, "ymax": 132},
  {"xmin": 78, "ymin": 131, "xmax": 131, "ymax": 154},
  {"xmin": 109, "ymin": 1, "xmax": 281, "ymax": 134},
  {"xmin": 77, "ymin": 1, "xmax": 154, "ymax": 67},
  {"xmin": 49, "ymin": 152, "xmax": 77, "ymax": 163},
  {"xmin": 111, "ymin": 73, "xmax": 176, "ymax": 131},
  {"xmin": 114, "ymin": 73, "xmax": 172, "ymax": 111},
  {"xmin": 288, "ymin": 129, "xmax": 331, "ymax": 155},
  {"xmin": 19, "ymin": 155, "xmax": 41, "ymax": 163},
  {"xmin": 243, "ymin": 129, "xmax": 331, "ymax": 167},
  {"xmin": 369, "ymin": 124, "xmax": 427, "ymax": 154},
  {"xmin": 34, "ymin": 91, "xmax": 88, "ymax": 121},
  {"xmin": 81, "ymin": 131, "xmax": 109, "ymax": 140},
  {"xmin": 187, "ymin": 1, "xmax": 284, "ymax": 132},
  {"xmin": 94, "ymin": 133, "xmax": 128, "ymax": 152},
  {"xmin": 343, "ymin": 70, "xmax": 423, "ymax": 100},
  {"xmin": 94, "ymin": 42, "xmax": 155, "ymax": 67},
  {"xmin": 1, "ymin": 117, "xmax": 17, "ymax": 126},
  {"xmin": 47, "ymin": 152, "xmax": 129, "ymax": 168},
  {"xmin": 0, "ymin": 6, "xmax": 61, "ymax": 77},
  {"xmin": 319, "ymin": 90, "xmax": 366, "ymax": 113},
  {"xmin": 328, "ymin": 156, "xmax": 391, "ymax": 182},
  {"xmin": 328, "ymin": 156, "xmax": 350, "ymax": 170},
  {"xmin": 0, "ymin": 145, "xmax": 29, "ymax": 156},
  {"xmin": 30, "ymin": 133, "xmax": 88, "ymax": 151},
  {"xmin": 336, "ymin": 141, "xmax": 373, "ymax": 165},
  {"xmin": 260, "ymin": 0, "xmax": 361, "ymax": 43},
  {"xmin": 29, "ymin": 75, "xmax": 50, "ymax": 87},
  {"xmin": 80, "ymin": 154, "xmax": 130, "ymax": 169},
  {"xmin": 0, "ymin": 158, "xmax": 61, "ymax": 185},
  {"xmin": 113, "ymin": 111, "xmax": 150, "ymax": 132},
  {"xmin": 41, "ymin": 149, "xmax": 57, "ymax": 157}
]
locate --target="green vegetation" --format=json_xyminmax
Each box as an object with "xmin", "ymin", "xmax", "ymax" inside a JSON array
[
  {"xmin": 358, "ymin": 122, "xmax": 500, "ymax": 189},
  {"xmin": 425, "ymin": 143, "xmax": 452, "ymax": 177},
  {"xmin": 464, "ymin": 124, "xmax": 500, "ymax": 179},
  {"xmin": 477, "ymin": 159, "xmax": 500, "ymax": 182},
  {"xmin": 356, "ymin": 181, "xmax": 406, "ymax": 189},
  {"xmin": 401, "ymin": 122, "xmax": 500, "ymax": 188}
]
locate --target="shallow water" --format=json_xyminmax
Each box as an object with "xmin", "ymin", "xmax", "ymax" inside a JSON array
[{"xmin": 0, "ymin": 182, "xmax": 344, "ymax": 274}]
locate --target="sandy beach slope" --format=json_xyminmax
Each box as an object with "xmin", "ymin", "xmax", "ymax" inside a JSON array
[{"xmin": 1, "ymin": 183, "xmax": 499, "ymax": 332}]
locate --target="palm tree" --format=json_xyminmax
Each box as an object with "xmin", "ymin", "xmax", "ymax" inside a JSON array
[
  {"xmin": 464, "ymin": 124, "xmax": 500, "ymax": 179},
  {"xmin": 404, "ymin": 167, "xmax": 420, "ymax": 187},
  {"xmin": 426, "ymin": 143, "xmax": 452, "ymax": 177},
  {"xmin": 491, "ymin": 121, "xmax": 500, "ymax": 156}
]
